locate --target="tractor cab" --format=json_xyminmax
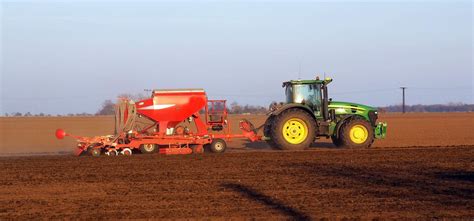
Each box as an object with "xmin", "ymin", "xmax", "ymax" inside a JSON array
[{"xmin": 283, "ymin": 78, "xmax": 333, "ymax": 120}]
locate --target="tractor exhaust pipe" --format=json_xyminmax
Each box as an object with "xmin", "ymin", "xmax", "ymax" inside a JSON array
[{"xmin": 322, "ymin": 84, "xmax": 329, "ymax": 121}]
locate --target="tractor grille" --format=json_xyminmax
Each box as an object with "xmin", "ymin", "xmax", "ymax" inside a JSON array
[{"xmin": 368, "ymin": 111, "xmax": 378, "ymax": 126}]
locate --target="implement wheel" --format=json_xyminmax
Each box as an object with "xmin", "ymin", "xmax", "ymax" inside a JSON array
[
  {"xmin": 207, "ymin": 139, "xmax": 227, "ymax": 153},
  {"xmin": 90, "ymin": 148, "xmax": 101, "ymax": 157},
  {"xmin": 121, "ymin": 148, "xmax": 132, "ymax": 156},
  {"xmin": 140, "ymin": 144, "xmax": 157, "ymax": 154},
  {"xmin": 339, "ymin": 119, "xmax": 374, "ymax": 148},
  {"xmin": 106, "ymin": 149, "xmax": 118, "ymax": 156},
  {"xmin": 270, "ymin": 109, "xmax": 316, "ymax": 150}
]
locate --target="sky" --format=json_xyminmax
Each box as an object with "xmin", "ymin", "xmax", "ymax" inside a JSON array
[{"xmin": 0, "ymin": 0, "xmax": 472, "ymax": 115}]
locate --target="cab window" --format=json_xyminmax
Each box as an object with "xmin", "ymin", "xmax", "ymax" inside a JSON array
[{"xmin": 293, "ymin": 84, "xmax": 321, "ymax": 111}]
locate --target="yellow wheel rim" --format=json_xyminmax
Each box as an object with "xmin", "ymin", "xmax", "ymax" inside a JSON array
[
  {"xmin": 282, "ymin": 118, "xmax": 308, "ymax": 144},
  {"xmin": 349, "ymin": 125, "xmax": 369, "ymax": 144}
]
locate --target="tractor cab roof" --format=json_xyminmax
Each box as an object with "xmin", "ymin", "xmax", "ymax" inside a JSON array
[{"xmin": 282, "ymin": 77, "xmax": 333, "ymax": 87}]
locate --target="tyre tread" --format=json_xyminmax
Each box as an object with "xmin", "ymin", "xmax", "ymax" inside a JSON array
[
  {"xmin": 339, "ymin": 118, "xmax": 374, "ymax": 148},
  {"xmin": 269, "ymin": 108, "xmax": 317, "ymax": 150}
]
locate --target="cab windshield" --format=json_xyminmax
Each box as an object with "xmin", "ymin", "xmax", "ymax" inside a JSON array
[{"xmin": 286, "ymin": 84, "xmax": 322, "ymax": 110}]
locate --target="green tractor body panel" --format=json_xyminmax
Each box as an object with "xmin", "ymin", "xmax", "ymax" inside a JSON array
[
  {"xmin": 375, "ymin": 122, "xmax": 388, "ymax": 139},
  {"xmin": 329, "ymin": 101, "xmax": 375, "ymax": 123},
  {"xmin": 329, "ymin": 101, "xmax": 376, "ymax": 114},
  {"xmin": 328, "ymin": 101, "xmax": 387, "ymax": 139}
]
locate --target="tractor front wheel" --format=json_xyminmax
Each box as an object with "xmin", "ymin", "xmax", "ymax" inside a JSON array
[
  {"xmin": 270, "ymin": 109, "xmax": 316, "ymax": 150},
  {"xmin": 339, "ymin": 119, "xmax": 374, "ymax": 148},
  {"xmin": 331, "ymin": 135, "xmax": 343, "ymax": 148}
]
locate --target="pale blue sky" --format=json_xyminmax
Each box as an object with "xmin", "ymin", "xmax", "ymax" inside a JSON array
[{"xmin": 1, "ymin": 0, "xmax": 472, "ymax": 115}]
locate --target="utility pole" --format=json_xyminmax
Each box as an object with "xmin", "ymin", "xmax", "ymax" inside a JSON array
[{"xmin": 400, "ymin": 87, "xmax": 407, "ymax": 113}]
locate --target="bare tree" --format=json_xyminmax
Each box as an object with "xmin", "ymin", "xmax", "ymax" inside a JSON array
[
  {"xmin": 96, "ymin": 100, "xmax": 115, "ymax": 115},
  {"xmin": 230, "ymin": 102, "xmax": 243, "ymax": 114}
]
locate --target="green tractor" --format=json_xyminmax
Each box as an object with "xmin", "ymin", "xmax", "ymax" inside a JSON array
[{"xmin": 264, "ymin": 77, "xmax": 387, "ymax": 150}]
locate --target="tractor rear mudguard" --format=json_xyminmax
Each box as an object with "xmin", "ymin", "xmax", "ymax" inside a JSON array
[
  {"xmin": 375, "ymin": 122, "xmax": 387, "ymax": 139},
  {"xmin": 269, "ymin": 103, "xmax": 314, "ymax": 117}
]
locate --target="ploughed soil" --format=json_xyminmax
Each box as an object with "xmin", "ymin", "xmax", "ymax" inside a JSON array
[
  {"xmin": 1, "ymin": 146, "xmax": 473, "ymax": 220},
  {"xmin": 1, "ymin": 112, "xmax": 474, "ymax": 155},
  {"xmin": 1, "ymin": 113, "xmax": 473, "ymax": 219}
]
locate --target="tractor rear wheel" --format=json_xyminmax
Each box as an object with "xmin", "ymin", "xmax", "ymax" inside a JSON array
[
  {"xmin": 269, "ymin": 109, "xmax": 316, "ymax": 150},
  {"xmin": 263, "ymin": 116, "xmax": 278, "ymax": 149},
  {"xmin": 339, "ymin": 119, "xmax": 374, "ymax": 148},
  {"xmin": 140, "ymin": 144, "xmax": 157, "ymax": 154}
]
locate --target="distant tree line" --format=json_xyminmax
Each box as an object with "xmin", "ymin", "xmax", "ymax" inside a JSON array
[
  {"xmin": 3, "ymin": 112, "xmax": 94, "ymax": 117},
  {"xmin": 2, "ymin": 101, "xmax": 473, "ymax": 117},
  {"xmin": 379, "ymin": 103, "xmax": 474, "ymax": 113},
  {"xmin": 227, "ymin": 102, "xmax": 474, "ymax": 114},
  {"xmin": 228, "ymin": 102, "xmax": 268, "ymax": 114}
]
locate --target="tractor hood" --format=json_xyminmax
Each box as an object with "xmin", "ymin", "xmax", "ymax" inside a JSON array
[{"xmin": 328, "ymin": 101, "xmax": 377, "ymax": 112}]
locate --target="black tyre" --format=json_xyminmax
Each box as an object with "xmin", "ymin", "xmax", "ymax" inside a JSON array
[
  {"xmin": 331, "ymin": 135, "xmax": 343, "ymax": 147},
  {"xmin": 208, "ymin": 139, "xmax": 227, "ymax": 153},
  {"xmin": 121, "ymin": 148, "xmax": 132, "ymax": 156},
  {"xmin": 269, "ymin": 108, "xmax": 317, "ymax": 150},
  {"xmin": 140, "ymin": 144, "xmax": 157, "ymax": 154},
  {"xmin": 106, "ymin": 149, "xmax": 118, "ymax": 156},
  {"xmin": 263, "ymin": 116, "xmax": 278, "ymax": 149},
  {"xmin": 338, "ymin": 119, "xmax": 374, "ymax": 148}
]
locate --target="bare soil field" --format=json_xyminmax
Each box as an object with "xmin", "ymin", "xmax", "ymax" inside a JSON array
[
  {"xmin": 0, "ymin": 147, "xmax": 473, "ymax": 219},
  {"xmin": 1, "ymin": 112, "xmax": 474, "ymax": 154},
  {"xmin": 0, "ymin": 113, "xmax": 473, "ymax": 219}
]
